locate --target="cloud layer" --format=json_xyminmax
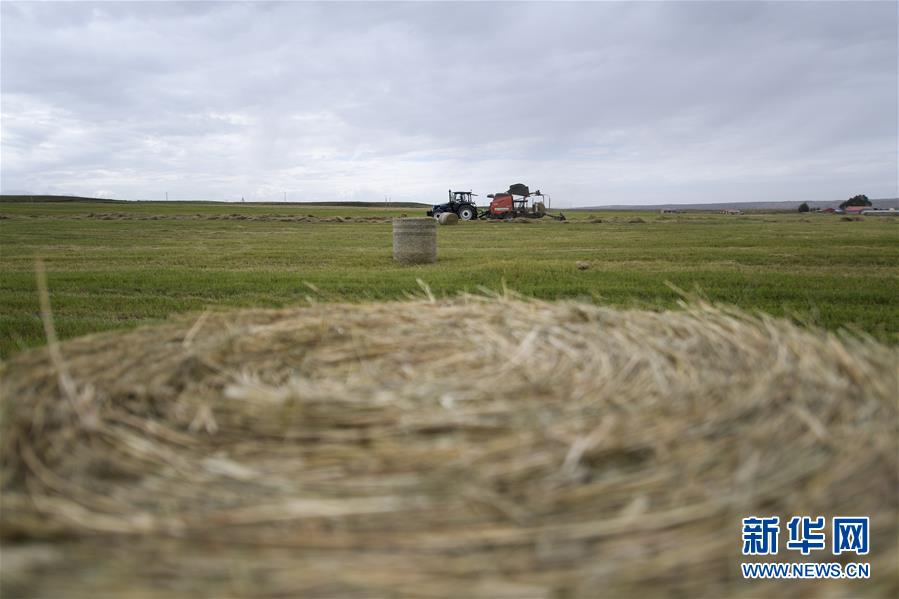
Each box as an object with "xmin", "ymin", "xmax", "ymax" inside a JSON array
[{"xmin": 2, "ymin": 1, "xmax": 896, "ymax": 205}]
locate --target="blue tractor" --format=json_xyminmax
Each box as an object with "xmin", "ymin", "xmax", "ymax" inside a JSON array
[{"xmin": 426, "ymin": 190, "xmax": 479, "ymax": 221}]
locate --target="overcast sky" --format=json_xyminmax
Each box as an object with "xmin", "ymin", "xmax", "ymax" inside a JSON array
[{"xmin": 1, "ymin": 1, "xmax": 896, "ymax": 205}]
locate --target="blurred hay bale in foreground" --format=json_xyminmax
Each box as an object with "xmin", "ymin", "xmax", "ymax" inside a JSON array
[{"xmin": 1, "ymin": 296, "xmax": 896, "ymax": 597}]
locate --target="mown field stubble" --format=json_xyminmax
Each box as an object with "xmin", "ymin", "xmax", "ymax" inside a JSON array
[
  {"xmin": 2, "ymin": 199, "xmax": 898, "ymax": 597},
  {"xmin": 1, "ymin": 200, "xmax": 897, "ymax": 358}
]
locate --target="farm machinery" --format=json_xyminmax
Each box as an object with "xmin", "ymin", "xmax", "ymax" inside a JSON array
[
  {"xmin": 484, "ymin": 183, "xmax": 565, "ymax": 220},
  {"xmin": 427, "ymin": 190, "xmax": 479, "ymax": 221},
  {"xmin": 426, "ymin": 184, "xmax": 565, "ymax": 221}
]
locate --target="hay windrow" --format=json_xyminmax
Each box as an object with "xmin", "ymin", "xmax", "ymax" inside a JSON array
[{"xmin": 1, "ymin": 296, "xmax": 897, "ymax": 597}]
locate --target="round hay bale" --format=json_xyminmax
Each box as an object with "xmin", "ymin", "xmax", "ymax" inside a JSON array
[
  {"xmin": 437, "ymin": 212, "xmax": 459, "ymax": 226},
  {"xmin": 1, "ymin": 298, "xmax": 896, "ymax": 597},
  {"xmin": 393, "ymin": 217, "xmax": 436, "ymax": 264}
]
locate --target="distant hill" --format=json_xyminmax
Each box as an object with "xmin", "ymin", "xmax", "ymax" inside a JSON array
[
  {"xmin": 0, "ymin": 195, "xmax": 430, "ymax": 208},
  {"xmin": 5, "ymin": 195, "xmax": 894, "ymax": 211},
  {"xmin": 0, "ymin": 195, "xmax": 126, "ymax": 203},
  {"xmin": 579, "ymin": 198, "xmax": 899, "ymax": 211},
  {"xmin": 238, "ymin": 201, "xmax": 431, "ymax": 208}
]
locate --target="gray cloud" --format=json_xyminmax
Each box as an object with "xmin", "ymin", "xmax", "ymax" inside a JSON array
[{"xmin": 1, "ymin": 1, "xmax": 896, "ymax": 205}]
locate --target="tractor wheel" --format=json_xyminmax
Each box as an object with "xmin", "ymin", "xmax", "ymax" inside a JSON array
[{"xmin": 457, "ymin": 205, "xmax": 476, "ymax": 221}]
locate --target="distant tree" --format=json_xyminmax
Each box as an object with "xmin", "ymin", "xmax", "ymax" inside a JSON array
[
  {"xmin": 839, "ymin": 194, "xmax": 871, "ymax": 209},
  {"xmin": 798, "ymin": 202, "xmax": 810, "ymax": 213}
]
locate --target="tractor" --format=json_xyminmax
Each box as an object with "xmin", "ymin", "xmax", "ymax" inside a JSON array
[
  {"xmin": 482, "ymin": 183, "xmax": 564, "ymax": 220},
  {"xmin": 426, "ymin": 190, "xmax": 479, "ymax": 221}
]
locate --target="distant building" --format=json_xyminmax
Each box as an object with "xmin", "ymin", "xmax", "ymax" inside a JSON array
[
  {"xmin": 659, "ymin": 208, "xmax": 679, "ymax": 214},
  {"xmin": 722, "ymin": 209, "xmax": 742, "ymax": 215},
  {"xmin": 844, "ymin": 206, "xmax": 866, "ymax": 214}
]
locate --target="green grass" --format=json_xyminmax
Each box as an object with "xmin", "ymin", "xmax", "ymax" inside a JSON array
[{"xmin": 2, "ymin": 201, "xmax": 897, "ymax": 358}]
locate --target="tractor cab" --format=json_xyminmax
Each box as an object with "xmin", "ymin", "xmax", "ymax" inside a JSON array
[
  {"xmin": 426, "ymin": 189, "xmax": 479, "ymax": 221},
  {"xmin": 451, "ymin": 190, "xmax": 475, "ymax": 204}
]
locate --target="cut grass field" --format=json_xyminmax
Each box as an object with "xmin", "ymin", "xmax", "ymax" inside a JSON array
[{"xmin": 1, "ymin": 200, "xmax": 897, "ymax": 358}]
